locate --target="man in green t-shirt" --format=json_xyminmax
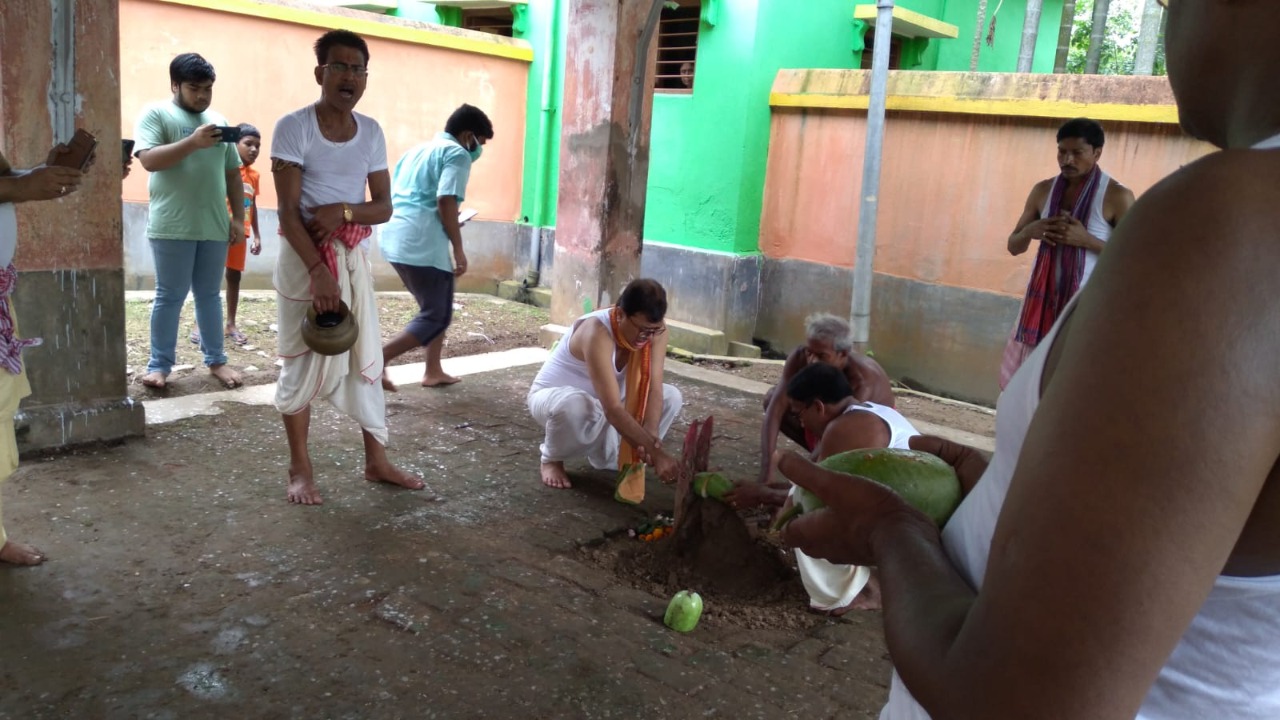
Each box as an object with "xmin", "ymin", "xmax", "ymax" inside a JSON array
[{"xmin": 134, "ymin": 53, "xmax": 243, "ymax": 390}]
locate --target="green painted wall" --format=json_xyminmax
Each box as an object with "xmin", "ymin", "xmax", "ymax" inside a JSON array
[
  {"xmin": 515, "ymin": 0, "xmax": 565, "ymax": 227},
  {"xmin": 389, "ymin": 0, "xmax": 440, "ymax": 23},
  {"xmin": 393, "ymin": 2, "xmax": 560, "ymax": 227},
  {"xmin": 936, "ymin": 0, "xmax": 1066, "ymax": 71},
  {"xmin": 643, "ymin": 0, "xmax": 862, "ymax": 255},
  {"xmin": 402, "ymin": 0, "xmax": 1072, "ymax": 248}
]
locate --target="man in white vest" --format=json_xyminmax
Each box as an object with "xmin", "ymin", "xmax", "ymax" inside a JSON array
[
  {"xmin": 731, "ymin": 361, "xmax": 918, "ymax": 612},
  {"xmin": 999, "ymin": 118, "xmax": 1135, "ymax": 388},
  {"xmin": 527, "ymin": 279, "xmax": 683, "ymax": 502}
]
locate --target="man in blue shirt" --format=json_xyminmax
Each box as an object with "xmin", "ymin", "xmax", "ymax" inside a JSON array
[{"xmin": 379, "ymin": 104, "xmax": 493, "ymax": 390}]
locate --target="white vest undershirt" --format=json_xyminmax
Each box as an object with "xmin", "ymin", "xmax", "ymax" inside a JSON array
[
  {"xmin": 881, "ymin": 136, "xmax": 1280, "ymax": 720},
  {"xmin": 1039, "ymin": 170, "xmax": 1114, "ymax": 288},
  {"xmin": 529, "ymin": 308, "xmax": 625, "ymax": 395},
  {"xmin": 840, "ymin": 401, "xmax": 919, "ymax": 451}
]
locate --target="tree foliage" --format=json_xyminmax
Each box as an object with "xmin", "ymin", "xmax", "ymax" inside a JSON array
[{"xmin": 1066, "ymin": 0, "xmax": 1166, "ymax": 75}]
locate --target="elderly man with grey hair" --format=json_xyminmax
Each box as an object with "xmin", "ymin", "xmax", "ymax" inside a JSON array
[{"xmin": 740, "ymin": 313, "xmax": 894, "ymax": 497}]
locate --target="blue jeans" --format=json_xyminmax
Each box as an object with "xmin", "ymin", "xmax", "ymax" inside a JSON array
[{"xmin": 147, "ymin": 238, "xmax": 229, "ymax": 374}]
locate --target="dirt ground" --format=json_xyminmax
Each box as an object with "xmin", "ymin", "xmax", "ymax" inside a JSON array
[
  {"xmin": 1, "ymin": 363, "xmax": 895, "ymax": 718},
  {"xmin": 1, "ymin": 295, "xmax": 999, "ymax": 718},
  {"xmin": 125, "ymin": 292, "xmax": 997, "ymax": 438},
  {"xmin": 124, "ymin": 292, "xmax": 548, "ymax": 400}
]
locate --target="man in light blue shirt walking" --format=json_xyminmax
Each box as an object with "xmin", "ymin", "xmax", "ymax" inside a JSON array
[{"xmin": 379, "ymin": 104, "xmax": 493, "ymax": 390}]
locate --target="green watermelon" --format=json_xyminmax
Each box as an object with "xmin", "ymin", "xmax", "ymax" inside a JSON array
[{"xmin": 773, "ymin": 447, "xmax": 961, "ymax": 530}]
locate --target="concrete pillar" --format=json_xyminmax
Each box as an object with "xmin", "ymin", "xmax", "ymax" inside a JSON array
[
  {"xmin": 0, "ymin": 0, "xmax": 145, "ymax": 453},
  {"xmin": 550, "ymin": 0, "xmax": 657, "ymax": 324}
]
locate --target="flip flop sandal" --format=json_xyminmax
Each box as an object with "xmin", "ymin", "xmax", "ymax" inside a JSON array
[{"xmin": 227, "ymin": 330, "xmax": 248, "ymax": 345}]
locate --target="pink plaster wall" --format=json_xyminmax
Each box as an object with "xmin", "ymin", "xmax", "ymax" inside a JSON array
[
  {"xmin": 118, "ymin": 0, "xmax": 528, "ymax": 221},
  {"xmin": 760, "ymin": 108, "xmax": 1212, "ymax": 297}
]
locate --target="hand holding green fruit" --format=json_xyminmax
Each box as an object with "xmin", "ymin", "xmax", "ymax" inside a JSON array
[
  {"xmin": 775, "ymin": 449, "xmax": 952, "ymax": 567},
  {"xmin": 773, "ymin": 447, "xmax": 962, "ymax": 530}
]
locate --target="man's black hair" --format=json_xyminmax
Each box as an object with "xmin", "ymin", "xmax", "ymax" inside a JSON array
[
  {"xmin": 787, "ymin": 363, "xmax": 854, "ymax": 406},
  {"xmin": 169, "ymin": 53, "xmax": 215, "ymax": 85},
  {"xmin": 444, "ymin": 104, "xmax": 495, "ymax": 140},
  {"xmin": 314, "ymin": 30, "xmax": 370, "ymax": 66},
  {"xmin": 618, "ymin": 279, "xmax": 667, "ymax": 323},
  {"xmin": 237, "ymin": 123, "xmax": 261, "ymax": 139},
  {"xmin": 1057, "ymin": 117, "xmax": 1106, "ymax": 149}
]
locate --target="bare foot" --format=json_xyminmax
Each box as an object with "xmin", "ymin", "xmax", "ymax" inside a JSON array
[
  {"xmin": 540, "ymin": 461, "xmax": 572, "ymax": 489},
  {"xmin": 365, "ymin": 461, "xmax": 425, "ymax": 490},
  {"xmin": 0, "ymin": 540, "xmax": 47, "ymax": 566},
  {"xmin": 139, "ymin": 371, "xmax": 167, "ymax": 389},
  {"xmin": 381, "ymin": 371, "xmax": 398, "ymax": 392},
  {"xmin": 811, "ymin": 603, "xmax": 855, "ymax": 617},
  {"xmin": 808, "ymin": 575, "xmax": 882, "ymax": 616},
  {"xmin": 287, "ymin": 471, "xmax": 323, "ymax": 505},
  {"xmin": 422, "ymin": 373, "xmax": 461, "ymax": 388},
  {"xmin": 848, "ymin": 574, "xmax": 883, "ymax": 611},
  {"xmin": 210, "ymin": 364, "xmax": 242, "ymax": 389}
]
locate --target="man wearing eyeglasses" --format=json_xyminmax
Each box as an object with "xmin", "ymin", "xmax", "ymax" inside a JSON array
[
  {"xmin": 528, "ymin": 279, "xmax": 684, "ymax": 502},
  {"xmin": 269, "ymin": 30, "xmax": 424, "ymax": 506}
]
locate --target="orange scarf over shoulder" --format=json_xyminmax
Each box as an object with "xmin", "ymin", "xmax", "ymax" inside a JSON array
[{"xmin": 609, "ymin": 306, "xmax": 652, "ymax": 504}]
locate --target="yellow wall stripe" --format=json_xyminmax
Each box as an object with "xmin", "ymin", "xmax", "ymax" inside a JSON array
[
  {"xmin": 853, "ymin": 5, "xmax": 959, "ymax": 39},
  {"xmin": 148, "ymin": 0, "xmax": 534, "ymax": 62},
  {"xmin": 769, "ymin": 91, "xmax": 1180, "ymax": 125}
]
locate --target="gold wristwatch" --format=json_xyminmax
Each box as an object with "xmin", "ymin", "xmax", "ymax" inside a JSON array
[{"xmin": 342, "ymin": 203, "xmax": 353, "ymax": 223}]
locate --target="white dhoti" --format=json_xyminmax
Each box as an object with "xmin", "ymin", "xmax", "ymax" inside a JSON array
[
  {"xmin": 789, "ymin": 485, "xmax": 872, "ymax": 610},
  {"xmin": 526, "ymin": 384, "xmax": 683, "ymax": 467},
  {"xmin": 274, "ymin": 241, "xmax": 387, "ymax": 444}
]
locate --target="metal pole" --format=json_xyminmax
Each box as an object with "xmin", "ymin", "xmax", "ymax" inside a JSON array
[{"xmin": 850, "ymin": 0, "xmax": 894, "ymax": 352}]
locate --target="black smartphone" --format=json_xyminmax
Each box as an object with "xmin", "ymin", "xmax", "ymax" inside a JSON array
[
  {"xmin": 122, "ymin": 138, "xmax": 135, "ymax": 163},
  {"xmin": 52, "ymin": 129, "xmax": 98, "ymax": 171},
  {"xmin": 214, "ymin": 126, "xmax": 242, "ymax": 143}
]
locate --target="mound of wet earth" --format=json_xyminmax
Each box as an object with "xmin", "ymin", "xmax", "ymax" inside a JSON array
[{"xmin": 583, "ymin": 499, "xmax": 825, "ymax": 631}]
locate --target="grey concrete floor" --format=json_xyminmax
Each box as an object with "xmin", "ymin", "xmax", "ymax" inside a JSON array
[{"xmin": 0, "ymin": 361, "xmax": 903, "ymax": 719}]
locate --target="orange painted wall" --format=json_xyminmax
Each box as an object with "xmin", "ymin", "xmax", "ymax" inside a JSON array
[
  {"xmin": 118, "ymin": 0, "xmax": 527, "ymax": 220},
  {"xmin": 760, "ymin": 109, "xmax": 1212, "ymax": 298}
]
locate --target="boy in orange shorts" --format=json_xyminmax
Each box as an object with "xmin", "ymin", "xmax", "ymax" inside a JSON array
[{"xmin": 224, "ymin": 123, "xmax": 261, "ymax": 345}]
